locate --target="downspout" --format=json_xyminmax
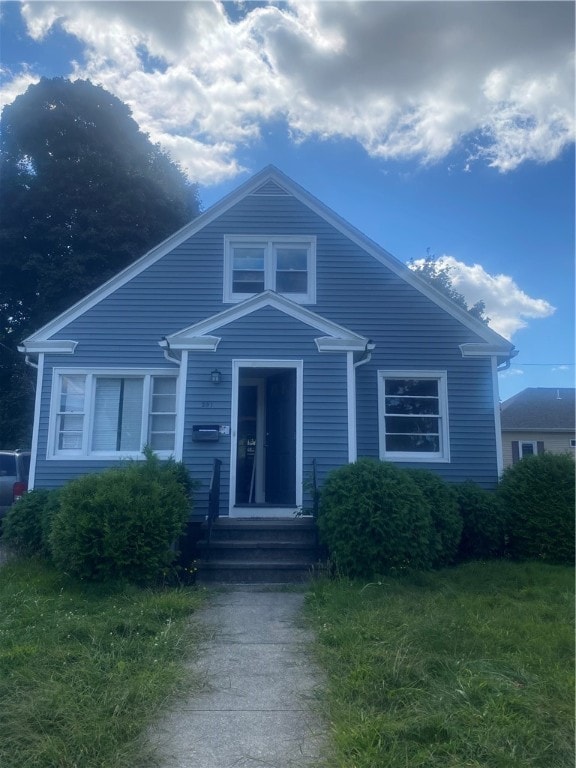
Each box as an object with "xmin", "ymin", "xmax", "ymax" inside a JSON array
[
  {"xmin": 160, "ymin": 336, "xmax": 181, "ymax": 366},
  {"xmin": 354, "ymin": 339, "xmax": 376, "ymax": 369}
]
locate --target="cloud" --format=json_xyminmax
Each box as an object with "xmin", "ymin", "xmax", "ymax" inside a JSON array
[
  {"xmin": 410, "ymin": 255, "xmax": 556, "ymax": 339},
  {"xmin": 2, "ymin": 1, "xmax": 573, "ymax": 183}
]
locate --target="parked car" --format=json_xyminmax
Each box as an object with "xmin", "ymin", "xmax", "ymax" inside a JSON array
[{"xmin": 0, "ymin": 450, "xmax": 31, "ymax": 518}]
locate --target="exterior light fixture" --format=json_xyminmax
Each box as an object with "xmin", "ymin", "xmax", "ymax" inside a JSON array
[{"xmin": 210, "ymin": 369, "xmax": 222, "ymax": 384}]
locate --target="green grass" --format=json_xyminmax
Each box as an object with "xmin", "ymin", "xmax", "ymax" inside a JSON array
[
  {"xmin": 304, "ymin": 561, "xmax": 574, "ymax": 768},
  {"xmin": 0, "ymin": 557, "xmax": 207, "ymax": 768}
]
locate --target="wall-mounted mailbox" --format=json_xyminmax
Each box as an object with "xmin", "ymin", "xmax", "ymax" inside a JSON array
[{"xmin": 192, "ymin": 425, "xmax": 220, "ymax": 442}]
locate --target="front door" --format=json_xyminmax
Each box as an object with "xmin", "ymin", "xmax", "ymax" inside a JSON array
[{"xmin": 232, "ymin": 364, "xmax": 299, "ymax": 514}]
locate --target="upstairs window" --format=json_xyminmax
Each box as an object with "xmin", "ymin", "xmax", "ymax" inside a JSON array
[
  {"xmin": 378, "ymin": 371, "xmax": 450, "ymax": 462},
  {"xmin": 50, "ymin": 370, "xmax": 178, "ymax": 459},
  {"xmin": 224, "ymin": 235, "xmax": 316, "ymax": 303}
]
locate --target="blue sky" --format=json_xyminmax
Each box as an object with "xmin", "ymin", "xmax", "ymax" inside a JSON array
[{"xmin": 1, "ymin": 1, "xmax": 574, "ymax": 401}]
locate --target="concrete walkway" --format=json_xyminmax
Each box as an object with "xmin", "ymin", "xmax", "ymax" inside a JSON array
[{"xmin": 148, "ymin": 588, "xmax": 326, "ymax": 768}]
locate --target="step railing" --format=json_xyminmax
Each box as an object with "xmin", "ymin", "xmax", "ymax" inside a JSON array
[{"xmin": 205, "ymin": 458, "xmax": 222, "ymax": 561}]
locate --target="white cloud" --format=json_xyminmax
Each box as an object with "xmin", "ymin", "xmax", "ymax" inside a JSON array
[
  {"xmin": 410, "ymin": 255, "xmax": 556, "ymax": 340},
  {"xmin": 1, "ymin": 1, "xmax": 573, "ymax": 183}
]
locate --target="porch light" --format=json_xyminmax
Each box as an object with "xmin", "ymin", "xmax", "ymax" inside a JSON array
[{"xmin": 210, "ymin": 369, "xmax": 222, "ymax": 384}]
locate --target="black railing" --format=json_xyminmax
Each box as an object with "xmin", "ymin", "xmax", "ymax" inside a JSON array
[
  {"xmin": 205, "ymin": 458, "xmax": 221, "ymax": 560},
  {"xmin": 311, "ymin": 458, "xmax": 319, "ymax": 519}
]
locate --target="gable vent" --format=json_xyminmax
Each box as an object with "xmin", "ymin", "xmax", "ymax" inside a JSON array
[{"xmin": 251, "ymin": 180, "xmax": 291, "ymax": 196}]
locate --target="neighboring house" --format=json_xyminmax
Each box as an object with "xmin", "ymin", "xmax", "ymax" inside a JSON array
[
  {"xmin": 500, "ymin": 387, "xmax": 576, "ymax": 467},
  {"xmin": 19, "ymin": 166, "xmax": 516, "ymax": 520}
]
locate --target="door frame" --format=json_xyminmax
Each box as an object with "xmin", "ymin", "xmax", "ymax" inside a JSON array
[{"xmin": 229, "ymin": 359, "xmax": 303, "ymax": 517}]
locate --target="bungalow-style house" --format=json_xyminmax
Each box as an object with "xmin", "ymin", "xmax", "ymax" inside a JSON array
[
  {"xmin": 500, "ymin": 387, "xmax": 576, "ymax": 467},
  {"xmin": 20, "ymin": 166, "xmax": 516, "ymax": 523}
]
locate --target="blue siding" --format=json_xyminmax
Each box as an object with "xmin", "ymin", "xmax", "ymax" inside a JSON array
[{"xmin": 32, "ymin": 187, "xmax": 503, "ymax": 500}]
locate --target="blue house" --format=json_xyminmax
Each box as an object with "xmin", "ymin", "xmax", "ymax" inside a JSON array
[{"xmin": 20, "ymin": 166, "xmax": 515, "ymax": 521}]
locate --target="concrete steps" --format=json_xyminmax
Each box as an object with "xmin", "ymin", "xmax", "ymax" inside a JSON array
[{"xmin": 195, "ymin": 518, "xmax": 322, "ymax": 584}]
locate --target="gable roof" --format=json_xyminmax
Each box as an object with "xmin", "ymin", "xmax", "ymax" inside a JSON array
[
  {"xmin": 501, "ymin": 388, "xmax": 576, "ymax": 431},
  {"xmin": 161, "ymin": 291, "xmax": 368, "ymax": 352},
  {"xmin": 22, "ymin": 165, "xmax": 515, "ymax": 359}
]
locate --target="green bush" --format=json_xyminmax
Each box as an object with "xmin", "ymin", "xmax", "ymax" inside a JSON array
[
  {"xmin": 405, "ymin": 469, "xmax": 463, "ymax": 567},
  {"xmin": 497, "ymin": 452, "xmax": 575, "ymax": 565},
  {"xmin": 50, "ymin": 455, "xmax": 190, "ymax": 582},
  {"xmin": 2, "ymin": 489, "xmax": 60, "ymax": 558},
  {"xmin": 317, "ymin": 458, "xmax": 433, "ymax": 577},
  {"xmin": 456, "ymin": 481, "xmax": 506, "ymax": 561}
]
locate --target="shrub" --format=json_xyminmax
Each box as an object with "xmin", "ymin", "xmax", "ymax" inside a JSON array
[
  {"xmin": 317, "ymin": 458, "xmax": 433, "ymax": 577},
  {"xmin": 2, "ymin": 488, "xmax": 60, "ymax": 558},
  {"xmin": 497, "ymin": 452, "xmax": 575, "ymax": 565},
  {"xmin": 50, "ymin": 455, "xmax": 190, "ymax": 582},
  {"xmin": 405, "ymin": 469, "xmax": 462, "ymax": 567},
  {"xmin": 456, "ymin": 481, "xmax": 506, "ymax": 561}
]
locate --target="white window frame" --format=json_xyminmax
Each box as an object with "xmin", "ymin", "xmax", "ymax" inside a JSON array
[
  {"xmin": 223, "ymin": 235, "xmax": 316, "ymax": 304},
  {"xmin": 48, "ymin": 368, "xmax": 180, "ymax": 460},
  {"xmin": 377, "ymin": 370, "xmax": 450, "ymax": 463},
  {"xmin": 519, "ymin": 440, "xmax": 538, "ymax": 458}
]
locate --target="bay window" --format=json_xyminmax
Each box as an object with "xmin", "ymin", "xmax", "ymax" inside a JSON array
[{"xmin": 51, "ymin": 370, "xmax": 178, "ymax": 458}]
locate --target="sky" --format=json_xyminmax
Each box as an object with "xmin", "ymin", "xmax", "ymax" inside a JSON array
[{"xmin": 1, "ymin": 0, "xmax": 574, "ymax": 401}]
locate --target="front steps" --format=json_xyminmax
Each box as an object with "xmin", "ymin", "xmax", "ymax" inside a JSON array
[{"xmin": 195, "ymin": 517, "xmax": 322, "ymax": 584}]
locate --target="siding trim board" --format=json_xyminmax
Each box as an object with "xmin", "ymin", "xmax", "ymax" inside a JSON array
[{"xmin": 28, "ymin": 353, "xmax": 44, "ymax": 490}]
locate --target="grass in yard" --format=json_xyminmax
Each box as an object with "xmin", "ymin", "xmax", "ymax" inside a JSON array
[
  {"xmin": 0, "ymin": 557, "xmax": 208, "ymax": 768},
  {"xmin": 304, "ymin": 561, "xmax": 574, "ymax": 768}
]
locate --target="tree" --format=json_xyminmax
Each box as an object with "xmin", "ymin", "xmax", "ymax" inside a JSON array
[
  {"xmin": 409, "ymin": 252, "xmax": 489, "ymax": 324},
  {"xmin": 0, "ymin": 78, "xmax": 200, "ymax": 447}
]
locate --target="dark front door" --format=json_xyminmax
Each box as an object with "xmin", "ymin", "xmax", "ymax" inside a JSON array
[
  {"xmin": 235, "ymin": 367, "xmax": 296, "ymax": 507},
  {"xmin": 265, "ymin": 370, "xmax": 296, "ymax": 504}
]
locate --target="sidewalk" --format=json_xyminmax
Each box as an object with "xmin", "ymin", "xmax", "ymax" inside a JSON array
[{"xmin": 148, "ymin": 587, "xmax": 326, "ymax": 768}]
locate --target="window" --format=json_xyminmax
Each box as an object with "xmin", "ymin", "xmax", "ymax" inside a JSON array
[
  {"xmin": 50, "ymin": 370, "xmax": 178, "ymax": 458},
  {"xmin": 378, "ymin": 371, "xmax": 450, "ymax": 462},
  {"xmin": 224, "ymin": 235, "xmax": 316, "ymax": 303},
  {"xmin": 570, "ymin": 439, "xmax": 576, "ymax": 448},
  {"xmin": 520, "ymin": 441, "xmax": 537, "ymax": 458}
]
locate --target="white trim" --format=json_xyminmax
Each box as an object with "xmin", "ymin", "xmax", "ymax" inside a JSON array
[
  {"xmin": 28, "ymin": 353, "xmax": 44, "ymax": 490},
  {"xmin": 162, "ymin": 336, "xmax": 221, "ymax": 351},
  {"xmin": 315, "ymin": 337, "xmax": 367, "ymax": 352},
  {"xmin": 174, "ymin": 351, "xmax": 188, "ymax": 461},
  {"xmin": 224, "ymin": 234, "xmax": 317, "ymax": 304},
  {"xmin": 347, "ymin": 351, "xmax": 357, "ymax": 462},
  {"xmin": 229, "ymin": 359, "xmax": 303, "ymax": 516},
  {"xmin": 19, "ymin": 340, "xmax": 77, "ymax": 354},
  {"xmin": 491, "ymin": 356, "xmax": 504, "ymax": 476},
  {"xmin": 47, "ymin": 367, "xmax": 182, "ymax": 460},
  {"xmin": 377, "ymin": 369, "xmax": 451, "ymax": 463},
  {"xmin": 165, "ymin": 291, "xmax": 367, "ymax": 349}
]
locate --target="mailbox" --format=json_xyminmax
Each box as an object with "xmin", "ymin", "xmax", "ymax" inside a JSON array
[{"xmin": 192, "ymin": 425, "xmax": 220, "ymax": 442}]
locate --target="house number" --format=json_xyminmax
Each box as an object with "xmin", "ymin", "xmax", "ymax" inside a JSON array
[{"xmin": 201, "ymin": 401, "xmax": 214, "ymax": 408}]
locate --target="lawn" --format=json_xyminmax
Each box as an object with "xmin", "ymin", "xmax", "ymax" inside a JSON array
[
  {"xmin": 304, "ymin": 561, "xmax": 574, "ymax": 768},
  {"xmin": 0, "ymin": 557, "xmax": 207, "ymax": 768}
]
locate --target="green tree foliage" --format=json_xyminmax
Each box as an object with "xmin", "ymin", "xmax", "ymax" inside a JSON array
[
  {"xmin": 2, "ymin": 488, "xmax": 60, "ymax": 558},
  {"xmin": 49, "ymin": 454, "xmax": 191, "ymax": 583},
  {"xmin": 0, "ymin": 77, "xmax": 200, "ymax": 447},
  {"xmin": 497, "ymin": 452, "xmax": 575, "ymax": 565},
  {"xmin": 317, "ymin": 458, "xmax": 434, "ymax": 577},
  {"xmin": 409, "ymin": 253, "xmax": 489, "ymax": 323},
  {"xmin": 405, "ymin": 468, "xmax": 463, "ymax": 567},
  {"xmin": 455, "ymin": 481, "xmax": 506, "ymax": 561}
]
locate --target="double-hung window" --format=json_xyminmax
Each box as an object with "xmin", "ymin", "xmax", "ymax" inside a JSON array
[
  {"xmin": 51, "ymin": 370, "xmax": 178, "ymax": 458},
  {"xmin": 224, "ymin": 235, "xmax": 316, "ymax": 303},
  {"xmin": 378, "ymin": 371, "xmax": 450, "ymax": 462}
]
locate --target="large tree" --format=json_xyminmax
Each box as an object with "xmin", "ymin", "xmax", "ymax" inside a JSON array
[{"xmin": 0, "ymin": 77, "xmax": 200, "ymax": 446}]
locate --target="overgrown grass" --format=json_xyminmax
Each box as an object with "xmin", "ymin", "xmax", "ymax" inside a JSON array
[
  {"xmin": 0, "ymin": 557, "xmax": 207, "ymax": 768},
  {"xmin": 305, "ymin": 561, "xmax": 574, "ymax": 768}
]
